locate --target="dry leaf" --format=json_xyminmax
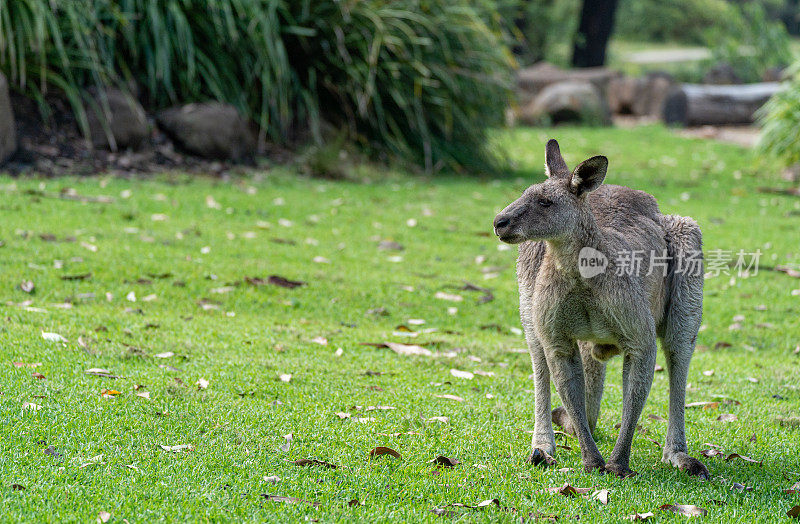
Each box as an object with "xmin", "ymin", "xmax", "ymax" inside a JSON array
[
  {"xmin": 427, "ymin": 416, "xmax": 449, "ymax": 424},
  {"xmin": 312, "ymin": 337, "xmax": 328, "ymax": 346},
  {"xmin": 279, "ymin": 433, "xmax": 293, "ymax": 453},
  {"xmin": 434, "ymin": 291, "xmax": 463, "ymax": 302},
  {"xmin": 97, "ymin": 511, "xmax": 111, "ymax": 523},
  {"xmin": 334, "ymin": 412, "xmax": 351, "ymax": 419},
  {"xmin": 450, "ymin": 369, "xmax": 474, "ymax": 380},
  {"xmin": 436, "ymin": 394, "xmax": 465, "ymax": 402},
  {"xmin": 789, "ymin": 506, "xmax": 800, "ymax": 518},
  {"xmin": 41, "ymin": 332, "xmax": 67, "ymax": 343},
  {"xmin": 31, "ymin": 372, "xmax": 46, "ymax": 380},
  {"xmin": 431, "ymin": 456, "xmax": 460, "ymax": 467},
  {"xmin": 626, "ymin": 513, "xmax": 655, "ymax": 521},
  {"xmin": 263, "ymin": 475, "xmax": 281, "ymax": 483},
  {"xmin": 22, "ymin": 402, "xmax": 41, "ymax": 411},
  {"xmin": 360, "ymin": 342, "xmax": 433, "ymax": 357},
  {"xmin": 592, "ymin": 489, "xmax": 610, "ymax": 504},
  {"xmin": 292, "ymin": 458, "xmax": 338, "ymax": 469},
  {"xmin": 154, "ymin": 351, "xmax": 174, "ymax": 359},
  {"xmin": 136, "ymin": 391, "xmax": 151, "ymax": 400},
  {"xmin": 85, "ymin": 368, "xmax": 119, "ymax": 379},
  {"xmin": 196, "ymin": 378, "xmax": 209, "ymax": 389},
  {"xmin": 11, "ymin": 483, "xmax": 25, "ymax": 490},
  {"xmin": 659, "ymin": 504, "xmax": 707, "ymax": 517},
  {"xmin": 160, "ymin": 444, "xmax": 194, "ymax": 452},
  {"xmin": 20, "ymin": 280, "xmax": 34, "ymax": 293},
  {"xmin": 725, "ymin": 453, "xmax": 762, "ymax": 465},
  {"xmin": 262, "ymin": 494, "xmax": 319, "ymax": 507},
  {"xmin": 717, "ymin": 414, "xmax": 737, "ymax": 422},
  {"xmin": 100, "ymin": 389, "xmax": 121, "ymax": 398},
  {"xmin": 279, "ymin": 374, "xmax": 292, "ymax": 383},
  {"xmin": 369, "ymin": 446, "xmax": 401, "ymax": 459}
]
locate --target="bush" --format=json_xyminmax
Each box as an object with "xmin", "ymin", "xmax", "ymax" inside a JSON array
[
  {"xmin": 0, "ymin": 0, "xmax": 513, "ymax": 172},
  {"xmin": 758, "ymin": 62, "xmax": 800, "ymax": 167},
  {"xmin": 705, "ymin": 2, "xmax": 793, "ymax": 84},
  {"xmin": 614, "ymin": 0, "xmax": 742, "ymax": 44}
]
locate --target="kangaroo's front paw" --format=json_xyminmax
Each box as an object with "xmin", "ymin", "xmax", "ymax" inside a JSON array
[
  {"xmin": 528, "ymin": 448, "xmax": 557, "ymax": 467},
  {"xmin": 663, "ymin": 451, "xmax": 709, "ymax": 480},
  {"xmin": 603, "ymin": 462, "xmax": 637, "ymax": 478},
  {"xmin": 551, "ymin": 406, "xmax": 576, "ymax": 436}
]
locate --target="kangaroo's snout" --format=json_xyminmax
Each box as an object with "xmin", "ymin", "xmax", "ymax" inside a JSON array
[{"xmin": 493, "ymin": 209, "xmax": 523, "ymax": 243}]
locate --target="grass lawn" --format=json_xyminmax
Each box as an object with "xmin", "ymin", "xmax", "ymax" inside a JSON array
[{"xmin": 1, "ymin": 126, "xmax": 799, "ymax": 522}]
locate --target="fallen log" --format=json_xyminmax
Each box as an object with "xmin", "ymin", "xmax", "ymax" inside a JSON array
[{"xmin": 662, "ymin": 83, "xmax": 781, "ymax": 126}]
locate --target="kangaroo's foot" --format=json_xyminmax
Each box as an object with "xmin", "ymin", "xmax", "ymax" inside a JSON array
[
  {"xmin": 583, "ymin": 457, "xmax": 606, "ymax": 474},
  {"xmin": 528, "ymin": 447, "xmax": 557, "ymax": 467},
  {"xmin": 603, "ymin": 462, "xmax": 637, "ymax": 478},
  {"xmin": 662, "ymin": 451, "xmax": 709, "ymax": 480},
  {"xmin": 551, "ymin": 406, "xmax": 576, "ymax": 436}
]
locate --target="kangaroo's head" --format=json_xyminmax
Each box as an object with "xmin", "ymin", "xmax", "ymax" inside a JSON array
[{"xmin": 493, "ymin": 139, "xmax": 608, "ymax": 244}]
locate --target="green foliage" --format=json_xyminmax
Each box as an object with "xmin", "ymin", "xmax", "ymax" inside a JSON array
[
  {"xmin": 614, "ymin": 0, "xmax": 743, "ymax": 45},
  {"xmin": 758, "ymin": 61, "xmax": 800, "ymax": 167},
  {"xmin": 705, "ymin": 2, "xmax": 793, "ymax": 83},
  {"xmin": 0, "ymin": 0, "xmax": 514, "ymax": 172},
  {"xmin": 494, "ymin": 0, "xmax": 581, "ymax": 66}
]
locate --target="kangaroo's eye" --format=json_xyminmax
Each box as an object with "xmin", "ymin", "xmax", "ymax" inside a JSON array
[{"xmin": 538, "ymin": 198, "xmax": 553, "ymax": 207}]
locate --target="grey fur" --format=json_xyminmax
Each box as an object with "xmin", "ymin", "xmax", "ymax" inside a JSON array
[{"xmin": 493, "ymin": 139, "xmax": 708, "ymax": 478}]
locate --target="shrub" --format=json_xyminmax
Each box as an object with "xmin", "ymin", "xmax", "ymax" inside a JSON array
[
  {"xmin": 614, "ymin": 0, "xmax": 742, "ymax": 45},
  {"xmin": 0, "ymin": 0, "xmax": 513, "ymax": 172},
  {"xmin": 758, "ymin": 62, "xmax": 800, "ymax": 167}
]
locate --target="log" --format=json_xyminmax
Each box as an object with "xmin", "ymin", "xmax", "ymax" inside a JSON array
[
  {"xmin": 516, "ymin": 62, "xmax": 620, "ymax": 106},
  {"xmin": 662, "ymin": 83, "xmax": 781, "ymax": 126}
]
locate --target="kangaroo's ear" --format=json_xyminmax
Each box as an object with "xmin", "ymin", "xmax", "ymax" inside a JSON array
[
  {"xmin": 570, "ymin": 155, "xmax": 608, "ymax": 196},
  {"xmin": 545, "ymin": 139, "xmax": 569, "ymax": 179}
]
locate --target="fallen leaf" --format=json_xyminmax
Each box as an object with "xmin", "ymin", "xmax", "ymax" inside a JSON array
[
  {"xmin": 703, "ymin": 370, "xmax": 714, "ymax": 376},
  {"xmin": 100, "ymin": 389, "xmax": 121, "ymax": 398},
  {"xmin": 292, "ymin": 458, "xmax": 338, "ymax": 469},
  {"xmin": 436, "ymin": 394, "xmax": 465, "ymax": 402},
  {"xmin": 85, "ymin": 368, "xmax": 119, "ymax": 378},
  {"xmin": 717, "ymin": 414, "xmax": 738, "ymax": 422},
  {"xmin": 159, "ymin": 444, "xmax": 194, "ymax": 452},
  {"xmin": 361, "ymin": 342, "xmax": 433, "ymax": 357},
  {"xmin": 659, "ymin": 504, "xmax": 707, "ymax": 517},
  {"xmin": 785, "ymin": 482, "xmax": 800, "ymax": 495},
  {"xmin": 701, "ymin": 449, "xmax": 724, "ymax": 458},
  {"xmin": 431, "ymin": 456, "xmax": 460, "ymax": 467},
  {"xmin": 11, "ymin": 483, "xmax": 25, "ymax": 491},
  {"xmin": 262, "ymin": 494, "xmax": 319, "ymax": 507},
  {"xmin": 334, "ymin": 412, "xmax": 351, "ymax": 419},
  {"xmin": 369, "ymin": 446, "xmax": 401, "ymax": 459},
  {"xmin": 20, "ymin": 280, "xmax": 35, "ymax": 293},
  {"xmin": 196, "ymin": 378, "xmax": 210, "ymax": 389},
  {"xmin": 263, "ymin": 475, "xmax": 281, "ymax": 483},
  {"xmin": 593, "ymin": 489, "xmax": 610, "ymax": 504},
  {"xmin": 725, "ymin": 453, "xmax": 762, "ymax": 465},
  {"xmin": 13, "ymin": 362, "xmax": 42, "ymax": 368},
  {"xmin": 279, "ymin": 374, "xmax": 292, "ymax": 383},
  {"xmin": 626, "ymin": 513, "xmax": 655, "ymax": 521},
  {"xmin": 154, "ymin": 351, "xmax": 174, "ymax": 358},
  {"xmin": 22, "ymin": 402, "xmax": 41, "ymax": 411},
  {"xmin": 789, "ymin": 506, "xmax": 800, "ymax": 518},
  {"xmin": 435, "ymin": 292, "xmax": 463, "ymax": 302},
  {"xmin": 450, "ymin": 369, "xmax": 474, "ymax": 380},
  {"xmin": 427, "ymin": 416, "xmax": 449, "ymax": 424},
  {"xmin": 279, "ymin": 433, "xmax": 293, "ymax": 453},
  {"xmin": 136, "ymin": 391, "xmax": 151, "ymax": 400},
  {"xmin": 647, "ymin": 414, "xmax": 666, "ymax": 422},
  {"xmin": 41, "ymin": 332, "xmax": 67, "ymax": 343},
  {"xmin": 542, "ymin": 483, "xmax": 592, "ymax": 497},
  {"xmin": 312, "ymin": 337, "xmax": 328, "ymax": 346},
  {"xmin": 97, "ymin": 511, "xmax": 111, "ymax": 523},
  {"xmin": 31, "ymin": 372, "xmax": 46, "ymax": 380}
]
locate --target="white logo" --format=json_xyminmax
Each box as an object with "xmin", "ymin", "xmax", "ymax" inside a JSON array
[{"xmin": 578, "ymin": 247, "xmax": 608, "ymax": 278}]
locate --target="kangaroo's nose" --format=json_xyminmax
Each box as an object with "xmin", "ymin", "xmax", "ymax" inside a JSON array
[{"xmin": 493, "ymin": 215, "xmax": 510, "ymax": 232}]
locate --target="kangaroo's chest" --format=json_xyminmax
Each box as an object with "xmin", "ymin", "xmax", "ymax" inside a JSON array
[{"xmin": 534, "ymin": 286, "xmax": 618, "ymax": 345}]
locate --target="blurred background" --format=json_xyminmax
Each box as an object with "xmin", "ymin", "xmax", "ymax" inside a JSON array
[{"xmin": 2, "ymin": 0, "xmax": 800, "ymax": 180}]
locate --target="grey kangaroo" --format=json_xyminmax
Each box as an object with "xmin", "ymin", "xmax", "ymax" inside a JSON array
[{"xmin": 493, "ymin": 139, "xmax": 708, "ymax": 479}]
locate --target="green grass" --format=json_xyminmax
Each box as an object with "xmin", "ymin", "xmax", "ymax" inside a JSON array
[{"xmin": 1, "ymin": 126, "xmax": 799, "ymax": 522}]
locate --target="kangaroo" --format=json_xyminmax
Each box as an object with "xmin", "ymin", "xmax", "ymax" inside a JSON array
[{"xmin": 493, "ymin": 139, "xmax": 708, "ymax": 479}]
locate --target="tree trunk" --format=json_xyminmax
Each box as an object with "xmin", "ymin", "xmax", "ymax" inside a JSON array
[
  {"xmin": 571, "ymin": 0, "xmax": 619, "ymax": 68},
  {"xmin": 662, "ymin": 83, "xmax": 781, "ymax": 126}
]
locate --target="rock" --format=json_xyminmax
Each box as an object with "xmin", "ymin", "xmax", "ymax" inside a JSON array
[
  {"xmin": 517, "ymin": 62, "xmax": 619, "ymax": 106},
  {"xmin": 703, "ymin": 62, "xmax": 742, "ymax": 85},
  {"xmin": 519, "ymin": 81, "xmax": 611, "ymax": 126},
  {"xmin": 0, "ymin": 73, "xmax": 18, "ymax": 164},
  {"xmin": 156, "ymin": 103, "xmax": 255, "ymax": 161},
  {"xmin": 86, "ymin": 87, "xmax": 149, "ymax": 150},
  {"xmin": 762, "ymin": 66, "xmax": 786, "ymax": 83}
]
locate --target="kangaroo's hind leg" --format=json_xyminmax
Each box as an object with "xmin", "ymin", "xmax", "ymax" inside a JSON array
[
  {"xmin": 552, "ymin": 341, "xmax": 608, "ymax": 436},
  {"xmin": 660, "ymin": 216, "xmax": 709, "ymax": 479}
]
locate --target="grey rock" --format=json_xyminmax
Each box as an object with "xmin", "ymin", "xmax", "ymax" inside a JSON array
[
  {"xmin": 0, "ymin": 73, "xmax": 18, "ymax": 165},
  {"xmin": 86, "ymin": 87, "xmax": 149, "ymax": 150},
  {"xmin": 156, "ymin": 103, "xmax": 255, "ymax": 161}
]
